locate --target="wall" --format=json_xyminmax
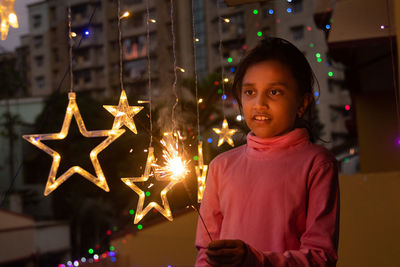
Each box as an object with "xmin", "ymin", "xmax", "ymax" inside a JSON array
[{"xmin": 337, "ymin": 171, "xmax": 400, "ymax": 267}]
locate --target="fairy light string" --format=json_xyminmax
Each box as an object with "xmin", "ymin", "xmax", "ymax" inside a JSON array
[
  {"xmin": 216, "ymin": 0, "xmax": 226, "ymax": 116},
  {"xmin": 170, "ymin": 0, "xmax": 179, "ymax": 134},
  {"xmin": 212, "ymin": 0, "xmax": 238, "ymax": 147},
  {"xmin": 103, "ymin": 0, "xmax": 143, "ymax": 133},
  {"xmin": 117, "ymin": 0, "xmax": 123, "ymax": 92},
  {"xmin": 145, "ymin": 0, "xmax": 153, "ymax": 146},
  {"xmin": 68, "ymin": 5, "xmax": 73, "ymax": 92}
]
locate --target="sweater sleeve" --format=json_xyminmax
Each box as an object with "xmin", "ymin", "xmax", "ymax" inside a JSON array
[
  {"xmin": 195, "ymin": 161, "xmax": 224, "ymax": 266},
  {"xmin": 243, "ymin": 160, "xmax": 340, "ymax": 267}
]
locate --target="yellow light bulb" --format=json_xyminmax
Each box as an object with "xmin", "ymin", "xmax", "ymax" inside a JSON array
[
  {"xmin": 9, "ymin": 13, "xmax": 17, "ymax": 24},
  {"xmin": 198, "ymin": 98, "xmax": 203, "ymax": 103},
  {"xmin": 223, "ymin": 18, "xmax": 230, "ymax": 23},
  {"xmin": 149, "ymin": 19, "xmax": 156, "ymax": 23},
  {"xmin": 121, "ymin": 11, "xmax": 130, "ymax": 19},
  {"xmin": 70, "ymin": 32, "xmax": 77, "ymax": 38},
  {"xmin": 224, "ymin": 78, "xmax": 229, "ymax": 82},
  {"xmin": 0, "ymin": 0, "xmax": 19, "ymax": 40}
]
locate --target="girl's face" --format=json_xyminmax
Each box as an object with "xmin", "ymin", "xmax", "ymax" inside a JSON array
[{"xmin": 241, "ymin": 60, "xmax": 310, "ymax": 138}]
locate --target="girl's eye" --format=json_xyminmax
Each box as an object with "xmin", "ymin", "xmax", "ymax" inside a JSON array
[
  {"xmin": 243, "ymin": 89, "xmax": 254, "ymax": 96},
  {"xmin": 269, "ymin": 89, "xmax": 281, "ymax": 96}
]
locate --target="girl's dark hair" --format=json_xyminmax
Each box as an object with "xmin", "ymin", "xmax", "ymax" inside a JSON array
[{"xmin": 231, "ymin": 37, "xmax": 319, "ymax": 142}]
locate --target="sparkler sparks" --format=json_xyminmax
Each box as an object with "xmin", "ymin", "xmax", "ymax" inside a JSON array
[{"xmin": 157, "ymin": 133, "xmax": 190, "ymax": 182}]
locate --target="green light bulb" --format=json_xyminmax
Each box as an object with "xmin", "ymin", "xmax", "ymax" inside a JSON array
[
  {"xmin": 309, "ymin": 43, "xmax": 314, "ymax": 48},
  {"xmin": 218, "ymin": 89, "xmax": 223, "ymax": 94},
  {"xmin": 138, "ymin": 224, "xmax": 143, "ymax": 230},
  {"xmin": 253, "ymin": 9, "xmax": 258, "ymax": 15},
  {"xmin": 328, "ymin": 71, "xmax": 333, "ymax": 77},
  {"xmin": 194, "ymin": 155, "xmax": 199, "ymax": 161},
  {"xmin": 227, "ymin": 57, "xmax": 233, "ymax": 63},
  {"xmin": 317, "ymin": 58, "xmax": 322, "ymax": 63},
  {"xmin": 145, "ymin": 191, "xmax": 151, "ymax": 196},
  {"xmin": 316, "ymin": 53, "xmax": 321, "ymax": 58},
  {"xmin": 89, "ymin": 248, "xmax": 94, "ymax": 254},
  {"xmin": 129, "ymin": 209, "xmax": 134, "ymax": 215},
  {"xmin": 257, "ymin": 31, "xmax": 262, "ymax": 37},
  {"xmin": 109, "ymin": 246, "xmax": 115, "ymax": 251}
]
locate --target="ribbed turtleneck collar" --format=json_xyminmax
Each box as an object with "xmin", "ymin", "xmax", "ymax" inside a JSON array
[{"xmin": 246, "ymin": 128, "xmax": 309, "ymax": 158}]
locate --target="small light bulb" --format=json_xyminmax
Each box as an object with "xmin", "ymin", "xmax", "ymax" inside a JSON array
[
  {"xmin": 121, "ymin": 11, "xmax": 130, "ymax": 19},
  {"xmin": 224, "ymin": 78, "xmax": 229, "ymax": 82},
  {"xmin": 70, "ymin": 32, "xmax": 77, "ymax": 38},
  {"xmin": 223, "ymin": 18, "xmax": 230, "ymax": 23},
  {"xmin": 195, "ymin": 38, "xmax": 199, "ymax": 42},
  {"xmin": 149, "ymin": 19, "xmax": 156, "ymax": 23},
  {"xmin": 9, "ymin": 13, "xmax": 17, "ymax": 24},
  {"xmin": 198, "ymin": 98, "xmax": 203, "ymax": 103}
]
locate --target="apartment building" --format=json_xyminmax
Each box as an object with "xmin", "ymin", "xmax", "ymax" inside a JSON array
[{"xmin": 23, "ymin": 0, "xmax": 193, "ymax": 101}]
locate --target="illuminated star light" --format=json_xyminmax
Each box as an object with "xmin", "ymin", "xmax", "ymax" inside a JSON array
[
  {"xmin": 23, "ymin": 92, "xmax": 125, "ymax": 196},
  {"xmin": 103, "ymin": 90, "xmax": 143, "ymax": 134},
  {"xmin": 122, "ymin": 147, "xmax": 177, "ymax": 224},
  {"xmin": 0, "ymin": 0, "xmax": 19, "ymax": 40},
  {"xmin": 195, "ymin": 141, "xmax": 208, "ymax": 203},
  {"xmin": 213, "ymin": 118, "xmax": 238, "ymax": 147}
]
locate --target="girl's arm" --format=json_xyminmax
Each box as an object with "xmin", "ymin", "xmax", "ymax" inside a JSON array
[{"xmin": 243, "ymin": 160, "xmax": 340, "ymax": 267}]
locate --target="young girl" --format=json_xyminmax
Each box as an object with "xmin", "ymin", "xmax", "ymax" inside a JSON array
[{"xmin": 195, "ymin": 37, "xmax": 340, "ymax": 266}]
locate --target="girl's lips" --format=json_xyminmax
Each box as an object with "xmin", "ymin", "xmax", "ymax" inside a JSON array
[{"xmin": 252, "ymin": 115, "xmax": 271, "ymax": 122}]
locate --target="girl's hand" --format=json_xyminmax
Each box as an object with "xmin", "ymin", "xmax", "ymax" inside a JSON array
[{"xmin": 205, "ymin": 239, "xmax": 247, "ymax": 267}]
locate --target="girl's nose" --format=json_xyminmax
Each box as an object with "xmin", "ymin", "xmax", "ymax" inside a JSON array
[{"xmin": 254, "ymin": 94, "xmax": 268, "ymax": 108}]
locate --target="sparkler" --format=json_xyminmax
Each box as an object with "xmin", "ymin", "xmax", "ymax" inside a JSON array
[{"xmin": 157, "ymin": 132, "xmax": 190, "ymax": 182}]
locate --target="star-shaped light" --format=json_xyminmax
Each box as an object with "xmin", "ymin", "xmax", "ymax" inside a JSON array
[
  {"xmin": 23, "ymin": 92, "xmax": 125, "ymax": 196},
  {"xmin": 195, "ymin": 141, "xmax": 208, "ymax": 203},
  {"xmin": 103, "ymin": 90, "xmax": 143, "ymax": 134},
  {"xmin": 0, "ymin": 0, "xmax": 19, "ymax": 40},
  {"xmin": 213, "ymin": 118, "xmax": 238, "ymax": 147},
  {"xmin": 122, "ymin": 147, "xmax": 178, "ymax": 224}
]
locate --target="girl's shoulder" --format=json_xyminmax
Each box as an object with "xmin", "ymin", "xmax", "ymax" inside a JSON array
[
  {"xmin": 209, "ymin": 144, "xmax": 247, "ymax": 168},
  {"xmin": 302, "ymin": 142, "xmax": 337, "ymax": 167}
]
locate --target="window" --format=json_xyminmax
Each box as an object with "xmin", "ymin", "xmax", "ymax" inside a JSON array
[
  {"xmin": 74, "ymin": 70, "xmax": 92, "ymax": 85},
  {"xmin": 71, "ymin": 4, "xmax": 88, "ymax": 20},
  {"xmin": 36, "ymin": 76, "xmax": 45, "ymax": 89},
  {"xmin": 123, "ymin": 34, "xmax": 148, "ymax": 60},
  {"xmin": 35, "ymin": 55, "xmax": 44, "ymax": 67},
  {"xmin": 124, "ymin": 59, "xmax": 147, "ymax": 79},
  {"xmin": 53, "ymin": 48, "xmax": 59, "ymax": 62},
  {"xmin": 291, "ymin": 0, "xmax": 303, "ymax": 13},
  {"xmin": 213, "ymin": 0, "xmax": 227, "ymax": 8},
  {"xmin": 290, "ymin": 25, "xmax": 304, "ymax": 40},
  {"xmin": 33, "ymin": 35, "xmax": 43, "ymax": 48},
  {"xmin": 124, "ymin": 0, "xmax": 143, "ymax": 4},
  {"xmin": 33, "ymin": 14, "xmax": 41, "ymax": 28}
]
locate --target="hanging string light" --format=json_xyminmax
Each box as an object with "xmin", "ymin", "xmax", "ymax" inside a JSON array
[
  {"xmin": 103, "ymin": 0, "xmax": 143, "ymax": 133},
  {"xmin": 22, "ymin": 5, "xmax": 124, "ymax": 196},
  {"xmin": 213, "ymin": 0, "xmax": 238, "ymax": 147}
]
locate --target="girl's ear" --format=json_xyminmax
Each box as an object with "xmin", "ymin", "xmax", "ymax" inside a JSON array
[{"xmin": 297, "ymin": 93, "xmax": 313, "ymax": 118}]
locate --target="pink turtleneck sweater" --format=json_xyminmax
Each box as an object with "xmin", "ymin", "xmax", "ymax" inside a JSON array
[{"xmin": 195, "ymin": 128, "xmax": 340, "ymax": 267}]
